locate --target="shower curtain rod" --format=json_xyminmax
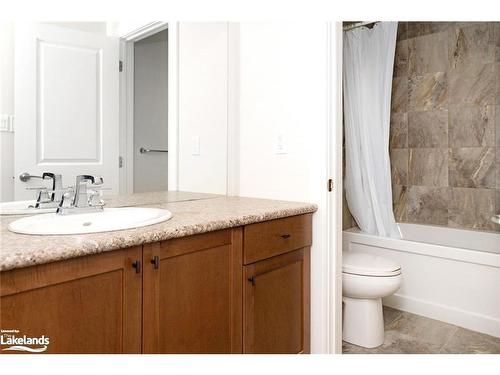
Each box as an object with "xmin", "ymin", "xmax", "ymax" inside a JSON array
[{"xmin": 343, "ymin": 21, "xmax": 380, "ymax": 31}]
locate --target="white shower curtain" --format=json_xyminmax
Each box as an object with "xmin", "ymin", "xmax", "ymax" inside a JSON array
[{"xmin": 343, "ymin": 22, "xmax": 401, "ymax": 238}]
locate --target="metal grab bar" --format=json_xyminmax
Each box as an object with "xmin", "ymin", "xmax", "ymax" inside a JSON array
[{"xmin": 140, "ymin": 147, "xmax": 168, "ymax": 154}]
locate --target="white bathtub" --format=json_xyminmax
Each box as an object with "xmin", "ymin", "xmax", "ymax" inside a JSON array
[{"xmin": 343, "ymin": 223, "xmax": 500, "ymax": 338}]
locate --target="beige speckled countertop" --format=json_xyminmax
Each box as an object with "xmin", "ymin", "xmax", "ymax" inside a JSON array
[{"xmin": 0, "ymin": 191, "xmax": 317, "ymax": 272}]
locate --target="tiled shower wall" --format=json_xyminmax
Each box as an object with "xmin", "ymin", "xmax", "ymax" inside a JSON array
[
  {"xmin": 390, "ymin": 22, "xmax": 500, "ymax": 231},
  {"xmin": 342, "ymin": 21, "xmax": 500, "ymax": 232}
]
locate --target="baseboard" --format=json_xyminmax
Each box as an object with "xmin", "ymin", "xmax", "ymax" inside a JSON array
[{"xmin": 383, "ymin": 293, "xmax": 500, "ymax": 338}]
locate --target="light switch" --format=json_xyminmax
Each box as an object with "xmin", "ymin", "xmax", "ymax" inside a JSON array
[
  {"xmin": 191, "ymin": 136, "xmax": 200, "ymax": 156},
  {"xmin": 274, "ymin": 133, "xmax": 287, "ymax": 154},
  {"xmin": 0, "ymin": 114, "xmax": 14, "ymax": 132}
]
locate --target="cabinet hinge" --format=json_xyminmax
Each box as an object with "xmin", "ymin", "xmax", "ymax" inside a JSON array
[
  {"xmin": 119, "ymin": 60, "xmax": 123, "ymax": 72},
  {"xmin": 328, "ymin": 178, "xmax": 333, "ymax": 192}
]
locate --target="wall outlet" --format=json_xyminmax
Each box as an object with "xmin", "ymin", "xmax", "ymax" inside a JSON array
[
  {"xmin": 0, "ymin": 114, "xmax": 14, "ymax": 132},
  {"xmin": 274, "ymin": 133, "xmax": 288, "ymax": 154},
  {"xmin": 191, "ymin": 136, "xmax": 200, "ymax": 156}
]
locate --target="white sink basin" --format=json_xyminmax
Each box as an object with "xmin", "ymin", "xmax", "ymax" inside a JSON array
[
  {"xmin": 8, "ymin": 207, "xmax": 172, "ymax": 235},
  {"xmin": 0, "ymin": 200, "xmax": 57, "ymax": 215}
]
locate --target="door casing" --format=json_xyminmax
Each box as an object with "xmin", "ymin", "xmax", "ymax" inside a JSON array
[{"xmin": 119, "ymin": 22, "xmax": 178, "ymax": 194}]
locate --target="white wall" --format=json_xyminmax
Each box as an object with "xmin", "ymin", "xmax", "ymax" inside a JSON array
[
  {"xmin": 0, "ymin": 22, "xmax": 15, "ymax": 202},
  {"xmin": 177, "ymin": 23, "xmax": 228, "ymax": 194},
  {"xmin": 234, "ymin": 22, "xmax": 334, "ymax": 353}
]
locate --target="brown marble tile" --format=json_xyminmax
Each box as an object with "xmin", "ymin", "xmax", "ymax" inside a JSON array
[
  {"xmin": 344, "ymin": 306, "xmax": 500, "ymax": 354},
  {"xmin": 409, "ymin": 148, "xmax": 448, "ymax": 187},
  {"xmin": 390, "ymin": 112, "xmax": 408, "ymax": 148},
  {"xmin": 383, "ymin": 310, "xmax": 457, "ymax": 353},
  {"xmin": 449, "ymin": 147, "xmax": 496, "ymax": 188},
  {"xmin": 496, "ymin": 189, "xmax": 500, "ymax": 214},
  {"xmin": 391, "ymin": 149, "xmax": 408, "ymax": 185},
  {"xmin": 449, "ymin": 23, "xmax": 496, "ymax": 71},
  {"xmin": 449, "ymin": 187, "xmax": 496, "ymax": 230},
  {"xmin": 392, "ymin": 185, "xmax": 408, "ymax": 222},
  {"xmin": 449, "ymin": 63, "xmax": 495, "ymax": 106},
  {"xmin": 496, "ymin": 106, "xmax": 500, "ymax": 147},
  {"xmin": 407, "ymin": 186, "xmax": 449, "ymax": 225},
  {"xmin": 497, "ymin": 63, "xmax": 500, "ymax": 105},
  {"xmin": 409, "ymin": 72, "xmax": 448, "ymax": 111},
  {"xmin": 396, "ymin": 22, "xmax": 408, "ymax": 41},
  {"xmin": 391, "ymin": 76, "xmax": 408, "ymax": 113},
  {"xmin": 406, "ymin": 22, "xmax": 451, "ymax": 39},
  {"xmin": 449, "ymin": 105, "xmax": 495, "ymax": 147},
  {"xmin": 497, "ymin": 148, "xmax": 500, "ymax": 189},
  {"xmin": 394, "ymin": 39, "xmax": 408, "ymax": 78},
  {"xmin": 440, "ymin": 327, "xmax": 500, "ymax": 354},
  {"xmin": 408, "ymin": 32, "xmax": 448, "ymax": 76},
  {"xmin": 383, "ymin": 306, "xmax": 404, "ymax": 326},
  {"xmin": 408, "ymin": 110, "xmax": 448, "ymax": 148},
  {"xmin": 496, "ymin": 23, "xmax": 500, "ymax": 62}
]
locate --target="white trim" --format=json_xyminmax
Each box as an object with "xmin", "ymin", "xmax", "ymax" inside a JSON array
[
  {"xmin": 118, "ymin": 40, "xmax": 134, "ymax": 193},
  {"xmin": 118, "ymin": 21, "xmax": 178, "ymax": 194},
  {"xmin": 384, "ymin": 294, "xmax": 500, "ymax": 338},
  {"xmin": 328, "ymin": 21, "xmax": 344, "ymax": 354},
  {"xmin": 119, "ymin": 22, "xmax": 168, "ymax": 42},
  {"xmin": 167, "ymin": 23, "xmax": 179, "ymax": 191}
]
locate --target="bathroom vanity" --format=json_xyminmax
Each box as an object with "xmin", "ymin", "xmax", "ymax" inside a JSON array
[{"xmin": 0, "ymin": 193, "xmax": 315, "ymax": 354}]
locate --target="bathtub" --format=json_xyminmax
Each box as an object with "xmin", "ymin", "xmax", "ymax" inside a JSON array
[{"xmin": 343, "ymin": 223, "xmax": 500, "ymax": 338}]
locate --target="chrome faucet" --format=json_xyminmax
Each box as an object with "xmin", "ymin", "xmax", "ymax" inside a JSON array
[
  {"xmin": 57, "ymin": 175, "xmax": 104, "ymax": 215},
  {"xmin": 32, "ymin": 173, "xmax": 64, "ymax": 209}
]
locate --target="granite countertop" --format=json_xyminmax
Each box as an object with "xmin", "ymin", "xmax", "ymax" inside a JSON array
[{"xmin": 0, "ymin": 191, "xmax": 317, "ymax": 272}]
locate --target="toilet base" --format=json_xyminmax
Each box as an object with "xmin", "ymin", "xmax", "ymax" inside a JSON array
[{"xmin": 343, "ymin": 296, "xmax": 384, "ymax": 348}]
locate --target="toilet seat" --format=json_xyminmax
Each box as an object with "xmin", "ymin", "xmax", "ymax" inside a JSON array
[{"xmin": 343, "ymin": 252, "xmax": 401, "ymax": 277}]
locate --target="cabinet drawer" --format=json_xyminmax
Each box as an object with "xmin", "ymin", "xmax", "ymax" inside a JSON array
[{"xmin": 243, "ymin": 214, "xmax": 312, "ymax": 265}]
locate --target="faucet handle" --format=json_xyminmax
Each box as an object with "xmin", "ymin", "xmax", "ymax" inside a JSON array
[
  {"xmin": 87, "ymin": 189, "xmax": 104, "ymax": 207},
  {"xmin": 75, "ymin": 175, "xmax": 103, "ymax": 186}
]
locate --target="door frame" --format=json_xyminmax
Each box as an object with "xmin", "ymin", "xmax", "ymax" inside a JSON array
[
  {"xmin": 118, "ymin": 21, "xmax": 178, "ymax": 193},
  {"xmin": 327, "ymin": 21, "xmax": 343, "ymax": 354}
]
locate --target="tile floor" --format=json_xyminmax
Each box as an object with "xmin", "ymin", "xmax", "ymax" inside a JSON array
[{"xmin": 342, "ymin": 306, "xmax": 500, "ymax": 354}]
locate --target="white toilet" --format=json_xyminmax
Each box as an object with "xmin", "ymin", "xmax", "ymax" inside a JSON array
[{"xmin": 342, "ymin": 252, "xmax": 402, "ymax": 348}]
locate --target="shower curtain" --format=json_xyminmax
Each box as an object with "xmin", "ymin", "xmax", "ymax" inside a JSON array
[{"xmin": 343, "ymin": 22, "xmax": 401, "ymax": 238}]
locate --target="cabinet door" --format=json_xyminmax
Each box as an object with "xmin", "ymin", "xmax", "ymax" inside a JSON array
[
  {"xmin": 243, "ymin": 248, "xmax": 310, "ymax": 354},
  {"xmin": 0, "ymin": 247, "xmax": 142, "ymax": 354},
  {"xmin": 143, "ymin": 228, "xmax": 243, "ymax": 353}
]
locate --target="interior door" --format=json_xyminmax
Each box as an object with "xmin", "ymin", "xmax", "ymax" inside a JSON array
[
  {"xmin": 14, "ymin": 23, "xmax": 119, "ymax": 200},
  {"xmin": 133, "ymin": 30, "xmax": 168, "ymax": 193}
]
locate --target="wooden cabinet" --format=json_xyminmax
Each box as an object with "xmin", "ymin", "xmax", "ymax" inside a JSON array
[
  {"xmin": 243, "ymin": 214, "xmax": 312, "ymax": 354},
  {"xmin": 0, "ymin": 247, "xmax": 142, "ymax": 354},
  {"xmin": 243, "ymin": 249, "xmax": 310, "ymax": 354},
  {"xmin": 142, "ymin": 229, "xmax": 242, "ymax": 353},
  {"xmin": 0, "ymin": 214, "xmax": 311, "ymax": 354}
]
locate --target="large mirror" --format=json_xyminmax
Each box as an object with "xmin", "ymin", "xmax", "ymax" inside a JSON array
[{"xmin": 0, "ymin": 22, "xmax": 230, "ymax": 212}]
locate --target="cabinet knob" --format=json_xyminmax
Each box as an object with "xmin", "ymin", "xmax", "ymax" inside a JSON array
[
  {"xmin": 132, "ymin": 260, "xmax": 141, "ymax": 273},
  {"xmin": 281, "ymin": 234, "xmax": 291, "ymax": 239},
  {"xmin": 248, "ymin": 276, "xmax": 256, "ymax": 286},
  {"xmin": 151, "ymin": 255, "xmax": 160, "ymax": 270}
]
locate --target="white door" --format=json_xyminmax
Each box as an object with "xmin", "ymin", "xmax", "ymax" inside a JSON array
[{"xmin": 14, "ymin": 23, "xmax": 119, "ymax": 200}]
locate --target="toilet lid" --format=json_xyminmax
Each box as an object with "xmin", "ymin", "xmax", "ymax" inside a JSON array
[{"xmin": 343, "ymin": 252, "xmax": 401, "ymax": 277}]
